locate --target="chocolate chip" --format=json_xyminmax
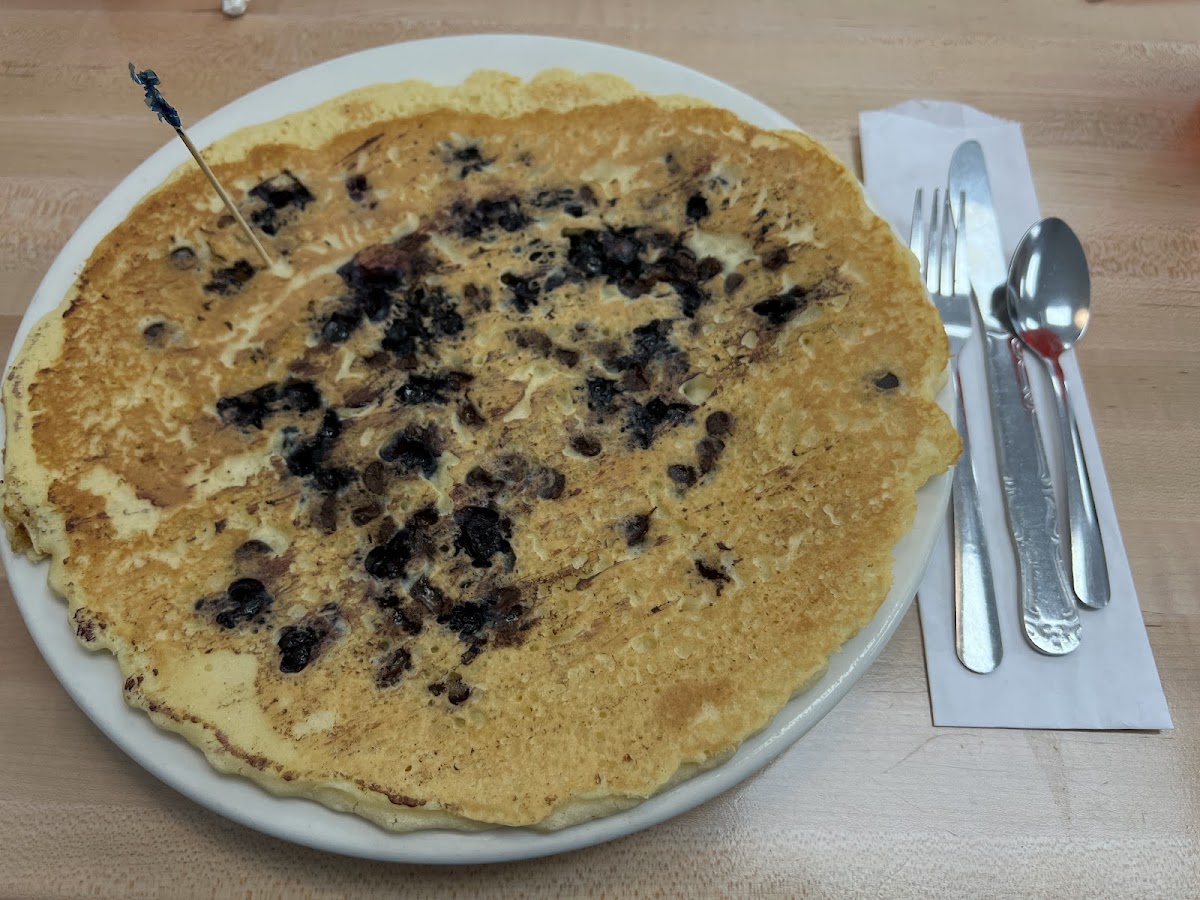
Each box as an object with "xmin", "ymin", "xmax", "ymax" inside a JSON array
[
  {"xmin": 752, "ymin": 286, "xmax": 809, "ymax": 326},
  {"xmin": 277, "ymin": 623, "xmax": 325, "ymax": 673},
  {"xmin": 214, "ymin": 578, "xmax": 272, "ymax": 629},
  {"xmin": 686, "ymin": 194, "xmax": 710, "ymax": 221},
  {"xmin": 697, "ymin": 256, "xmax": 722, "ymax": 281},
  {"xmin": 365, "ymin": 529, "xmax": 415, "ymax": 580},
  {"xmin": 407, "ymin": 504, "xmax": 440, "ymax": 529},
  {"xmin": 457, "ymin": 399, "xmax": 485, "ymax": 428},
  {"xmin": 447, "ymin": 681, "xmax": 471, "ymax": 705},
  {"xmin": 667, "ymin": 464, "xmax": 699, "ymax": 488},
  {"xmin": 466, "ymin": 466, "xmax": 504, "ymax": 491},
  {"xmin": 626, "ymin": 397, "xmax": 693, "ymax": 449},
  {"xmin": 396, "ymin": 371, "xmax": 471, "ymax": 405},
  {"xmin": 278, "ymin": 380, "xmax": 322, "ymax": 413},
  {"xmin": 379, "ymin": 424, "xmax": 441, "ymax": 477},
  {"xmin": 249, "ymin": 170, "xmax": 315, "ymax": 236},
  {"xmin": 494, "ymin": 453, "xmax": 529, "ymax": 483},
  {"xmin": 586, "ymin": 376, "xmax": 621, "ymax": 412},
  {"xmin": 362, "ymin": 460, "xmax": 389, "ymax": 495},
  {"xmin": 234, "ymin": 539, "xmax": 274, "ymax": 561},
  {"xmin": 762, "ymin": 247, "xmax": 789, "ymax": 271},
  {"xmin": 705, "ymin": 411, "xmax": 733, "ymax": 437},
  {"xmin": 449, "ymin": 194, "xmax": 529, "ymax": 238},
  {"xmin": 351, "ymin": 503, "xmax": 382, "ymax": 526},
  {"xmin": 390, "ymin": 608, "xmax": 423, "ymax": 636},
  {"xmin": 169, "ymin": 246, "xmax": 197, "ymax": 270},
  {"xmin": 724, "ymin": 272, "xmax": 745, "ymax": 294},
  {"xmin": 376, "ymin": 647, "xmax": 412, "ymax": 687},
  {"xmin": 313, "ymin": 495, "xmax": 338, "ymax": 534},
  {"xmin": 142, "ymin": 322, "xmax": 167, "ymax": 345},
  {"xmin": 530, "ymin": 466, "xmax": 566, "ymax": 500},
  {"xmin": 345, "ymin": 173, "xmax": 370, "ymax": 202},
  {"xmin": 696, "ymin": 436, "xmax": 725, "ymax": 474},
  {"xmin": 409, "ymin": 577, "xmax": 447, "ymax": 615},
  {"xmin": 874, "ymin": 371, "xmax": 900, "ymax": 390},
  {"xmin": 216, "ymin": 382, "xmax": 280, "ymax": 430},
  {"xmin": 509, "ymin": 328, "xmax": 552, "ymax": 354},
  {"xmin": 571, "ymin": 434, "xmax": 602, "ymax": 457},
  {"xmin": 622, "ymin": 513, "xmax": 651, "ymax": 546},
  {"xmin": 695, "ymin": 559, "xmax": 732, "ymax": 593},
  {"xmin": 619, "ymin": 367, "xmax": 650, "ymax": 393},
  {"xmin": 204, "ymin": 259, "xmax": 256, "ymax": 295},
  {"xmin": 553, "ymin": 347, "xmax": 580, "ymax": 368},
  {"xmin": 453, "ymin": 506, "xmax": 514, "ymax": 568},
  {"xmin": 428, "ymin": 681, "xmax": 447, "ymax": 696},
  {"xmin": 500, "ymin": 272, "xmax": 541, "ymax": 313}
]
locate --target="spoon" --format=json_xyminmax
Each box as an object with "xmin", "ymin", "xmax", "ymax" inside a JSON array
[{"xmin": 1008, "ymin": 218, "xmax": 1110, "ymax": 610}]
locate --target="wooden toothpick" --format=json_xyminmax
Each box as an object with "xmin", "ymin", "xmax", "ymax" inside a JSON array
[{"xmin": 129, "ymin": 63, "xmax": 274, "ymax": 269}]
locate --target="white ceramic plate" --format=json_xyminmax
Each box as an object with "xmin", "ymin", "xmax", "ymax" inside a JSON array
[{"xmin": 1, "ymin": 34, "xmax": 950, "ymax": 864}]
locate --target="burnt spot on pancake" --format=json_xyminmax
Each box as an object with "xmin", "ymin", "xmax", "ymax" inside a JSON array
[
  {"xmin": 453, "ymin": 506, "xmax": 515, "ymax": 569},
  {"xmin": 249, "ymin": 170, "xmax": 315, "ymax": 236},
  {"xmin": 873, "ymin": 371, "xmax": 900, "ymax": 390},
  {"xmin": 448, "ymin": 194, "xmax": 529, "ymax": 239},
  {"xmin": 204, "ymin": 259, "xmax": 256, "ymax": 295},
  {"xmin": 211, "ymin": 578, "xmax": 272, "ymax": 629}
]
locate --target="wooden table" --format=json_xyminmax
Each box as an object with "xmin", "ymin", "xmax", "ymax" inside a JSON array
[{"xmin": 2, "ymin": 2, "xmax": 1197, "ymax": 896}]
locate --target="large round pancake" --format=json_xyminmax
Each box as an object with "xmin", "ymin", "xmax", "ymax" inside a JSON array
[{"xmin": 2, "ymin": 70, "xmax": 957, "ymax": 830}]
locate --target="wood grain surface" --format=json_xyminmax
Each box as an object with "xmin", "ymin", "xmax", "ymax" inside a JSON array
[{"xmin": 1, "ymin": 1, "xmax": 1197, "ymax": 897}]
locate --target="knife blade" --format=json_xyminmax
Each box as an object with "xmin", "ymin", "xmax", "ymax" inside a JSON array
[{"xmin": 949, "ymin": 140, "xmax": 1081, "ymax": 656}]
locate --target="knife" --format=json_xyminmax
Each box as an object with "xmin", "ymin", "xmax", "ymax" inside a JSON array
[{"xmin": 949, "ymin": 141, "xmax": 1081, "ymax": 656}]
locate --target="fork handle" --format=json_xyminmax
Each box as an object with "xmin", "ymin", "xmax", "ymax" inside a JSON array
[{"xmin": 950, "ymin": 365, "xmax": 1003, "ymax": 673}]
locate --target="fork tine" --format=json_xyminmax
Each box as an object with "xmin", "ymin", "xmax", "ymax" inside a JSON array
[
  {"xmin": 939, "ymin": 188, "xmax": 954, "ymax": 298},
  {"xmin": 908, "ymin": 188, "xmax": 925, "ymax": 273},
  {"xmin": 926, "ymin": 188, "xmax": 940, "ymax": 293},
  {"xmin": 953, "ymin": 190, "xmax": 969, "ymax": 296}
]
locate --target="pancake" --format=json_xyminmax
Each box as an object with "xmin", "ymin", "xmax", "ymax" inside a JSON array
[{"xmin": 1, "ymin": 70, "xmax": 958, "ymax": 830}]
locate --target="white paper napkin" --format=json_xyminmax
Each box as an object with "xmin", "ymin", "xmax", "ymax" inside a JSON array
[{"xmin": 859, "ymin": 101, "xmax": 1172, "ymax": 730}]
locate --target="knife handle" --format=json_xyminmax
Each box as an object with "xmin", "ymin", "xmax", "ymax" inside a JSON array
[{"xmin": 980, "ymin": 329, "xmax": 1081, "ymax": 655}]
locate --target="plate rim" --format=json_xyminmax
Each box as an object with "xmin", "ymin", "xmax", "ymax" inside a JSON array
[{"xmin": 1, "ymin": 33, "xmax": 950, "ymax": 865}]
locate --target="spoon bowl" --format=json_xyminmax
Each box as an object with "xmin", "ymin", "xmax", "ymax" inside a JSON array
[
  {"xmin": 1009, "ymin": 217, "xmax": 1091, "ymax": 365},
  {"xmin": 1008, "ymin": 217, "xmax": 1110, "ymax": 610}
]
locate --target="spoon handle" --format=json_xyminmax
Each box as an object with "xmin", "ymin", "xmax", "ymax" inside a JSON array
[{"xmin": 1048, "ymin": 358, "xmax": 1111, "ymax": 609}]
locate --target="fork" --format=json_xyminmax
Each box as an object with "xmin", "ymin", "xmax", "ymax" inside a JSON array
[{"xmin": 910, "ymin": 188, "xmax": 1003, "ymax": 675}]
